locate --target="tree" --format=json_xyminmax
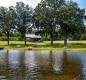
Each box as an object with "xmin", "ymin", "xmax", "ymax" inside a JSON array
[
  {"xmin": 15, "ymin": 2, "xmax": 33, "ymax": 45},
  {"xmin": 56, "ymin": 1, "xmax": 86, "ymax": 46},
  {"xmin": 80, "ymin": 33, "xmax": 86, "ymax": 40},
  {"xmin": 0, "ymin": 6, "xmax": 16, "ymax": 45},
  {"xmin": 33, "ymin": 0, "xmax": 65, "ymax": 45},
  {"xmin": 72, "ymin": 24, "xmax": 86, "ymax": 40}
]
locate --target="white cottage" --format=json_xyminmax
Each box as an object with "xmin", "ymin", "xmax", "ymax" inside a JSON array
[{"xmin": 26, "ymin": 34, "xmax": 41, "ymax": 42}]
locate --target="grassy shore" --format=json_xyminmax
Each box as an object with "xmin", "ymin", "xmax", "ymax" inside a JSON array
[{"xmin": 0, "ymin": 41, "xmax": 86, "ymax": 51}]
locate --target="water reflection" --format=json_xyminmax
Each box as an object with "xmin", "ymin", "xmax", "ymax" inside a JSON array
[
  {"xmin": 0, "ymin": 50, "xmax": 8, "ymax": 79},
  {"xmin": 25, "ymin": 50, "xmax": 42, "ymax": 80},
  {"xmin": 60, "ymin": 51, "xmax": 82, "ymax": 80},
  {"xmin": 8, "ymin": 50, "xmax": 25, "ymax": 80},
  {"xmin": 0, "ymin": 50, "xmax": 86, "ymax": 80},
  {"xmin": 75, "ymin": 52, "xmax": 86, "ymax": 80},
  {"xmin": 8, "ymin": 50, "xmax": 22, "ymax": 68}
]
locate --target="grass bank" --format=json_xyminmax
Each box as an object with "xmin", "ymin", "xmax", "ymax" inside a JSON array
[{"xmin": 0, "ymin": 41, "xmax": 86, "ymax": 51}]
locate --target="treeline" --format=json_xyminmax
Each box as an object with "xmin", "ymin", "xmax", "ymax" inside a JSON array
[{"xmin": 0, "ymin": 0, "xmax": 86, "ymax": 46}]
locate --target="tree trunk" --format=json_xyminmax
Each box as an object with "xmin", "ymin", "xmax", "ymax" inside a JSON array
[
  {"xmin": 50, "ymin": 32, "xmax": 53, "ymax": 45},
  {"xmin": 7, "ymin": 32, "xmax": 9, "ymax": 45},
  {"xmin": 64, "ymin": 34, "xmax": 67, "ymax": 47},
  {"xmin": 24, "ymin": 34, "xmax": 26, "ymax": 45}
]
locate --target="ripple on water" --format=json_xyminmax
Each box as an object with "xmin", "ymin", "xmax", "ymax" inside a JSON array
[{"xmin": 0, "ymin": 50, "xmax": 86, "ymax": 80}]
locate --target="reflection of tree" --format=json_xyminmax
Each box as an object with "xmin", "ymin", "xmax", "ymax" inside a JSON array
[
  {"xmin": 62, "ymin": 51, "xmax": 69, "ymax": 70},
  {"xmin": 41, "ymin": 50, "xmax": 63, "ymax": 80},
  {"xmin": 25, "ymin": 50, "xmax": 42, "ymax": 80},
  {"xmin": 50, "ymin": 51, "xmax": 63, "ymax": 75},
  {"xmin": 17, "ymin": 50, "xmax": 26, "ymax": 80},
  {"xmin": 61, "ymin": 51, "xmax": 82, "ymax": 79},
  {"xmin": 62, "ymin": 51, "xmax": 75, "ymax": 76},
  {"xmin": 49, "ymin": 50, "xmax": 54, "ymax": 72},
  {"xmin": 47, "ymin": 50, "xmax": 54, "ymax": 74},
  {"xmin": 7, "ymin": 50, "xmax": 26, "ymax": 80},
  {"xmin": 80, "ymin": 54, "xmax": 86, "ymax": 80},
  {"xmin": 0, "ymin": 50, "xmax": 9, "ymax": 79},
  {"xmin": 5, "ymin": 50, "xmax": 10, "ymax": 78}
]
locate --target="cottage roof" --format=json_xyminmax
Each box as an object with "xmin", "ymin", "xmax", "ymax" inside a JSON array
[{"xmin": 26, "ymin": 34, "xmax": 41, "ymax": 38}]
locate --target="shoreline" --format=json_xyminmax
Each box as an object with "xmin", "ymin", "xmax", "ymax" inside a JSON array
[{"xmin": 0, "ymin": 41, "xmax": 86, "ymax": 51}]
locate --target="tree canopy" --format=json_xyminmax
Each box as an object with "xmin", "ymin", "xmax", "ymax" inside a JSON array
[
  {"xmin": 0, "ymin": 0, "xmax": 86, "ymax": 46},
  {"xmin": 33, "ymin": 0, "xmax": 86, "ymax": 46},
  {"xmin": 33, "ymin": 0, "xmax": 65, "ymax": 45},
  {"xmin": 15, "ymin": 2, "xmax": 33, "ymax": 45},
  {"xmin": 0, "ymin": 6, "xmax": 16, "ymax": 45}
]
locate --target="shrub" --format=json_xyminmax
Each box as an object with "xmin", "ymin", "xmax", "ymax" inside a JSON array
[
  {"xmin": 72, "ymin": 33, "xmax": 80, "ymax": 40},
  {"xmin": 42, "ymin": 35, "xmax": 50, "ymax": 41},
  {"xmin": 10, "ymin": 37, "xmax": 18, "ymax": 41},
  {"xmin": 10, "ymin": 37, "xmax": 22, "ymax": 41},
  {"xmin": 0, "ymin": 36, "xmax": 22, "ymax": 41},
  {"xmin": 80, "ymin": 33, "xmax": 86, "ymax": 40},
  {"xmin": 0, "ymin": 36, "xmax": 7, "ymax": 41},
  {"xmin": 17, "ymin": 36, "xmax": 22, "ymax": 41}
]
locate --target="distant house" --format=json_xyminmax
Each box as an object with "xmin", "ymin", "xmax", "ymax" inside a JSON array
[{"xmin": 26, "ymin": 34, "xmax": 41, "ymax": 42}]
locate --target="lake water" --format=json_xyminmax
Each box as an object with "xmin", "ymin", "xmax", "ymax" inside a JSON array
[{"xmin": 0, "ymin": 50, "xmax": 86, "ymax": 80}]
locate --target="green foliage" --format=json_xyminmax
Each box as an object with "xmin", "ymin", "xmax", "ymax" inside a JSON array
[
  {"xmin": 33, "ymin": 0, "xmax": 86, "ymax": 46},
  {"xmin": 0, "ymin": 36, "xmax": 7, "ymax": 41},
  {"xmin": 0, "ymin": 36, "xmax": 22, "ymax": 41},
  {"xmin": 12, "ymin": 32, "xmax": 21, "ymax": 37},
  {"xmin": 56, "ymin": 1, "xmax": 86, "ymax": 46},
  {"xmin": 0, "ymin": 2, "xmax": 33, "ymax": 45},
  {"xmin": 0, "ymin": 6, "xmax": 16, "ymax": 45},
  {"xmin": 42, "ymin": 34, "xmax": 50, "ymax": 41},
  {"xmin": 72, "ymin": 33, "xmax": 81, "ymax": 40},
  {"xmin": 0, "ymin": 0, "xmax": 86, "ymax": 45},
  {"xmin": 15, "ymin": 2, "xmax": 33, "ymax": 44},
  {"xmin": 0, "ymin": 32, "xmax": 3, "ymax": 37},
  {"xmin": 80, "ymin": 33, "xmax": 86, "ymax": 40},
  {"xmin": 10, "ymin": 37, "xmax": 22, "ymax": 41},
  {"xmin": 33, "ymin": 0, "xmax": 65, "ymax": 45}
]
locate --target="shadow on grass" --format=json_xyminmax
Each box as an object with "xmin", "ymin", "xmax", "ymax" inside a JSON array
[
  {"xmin": 2, "ymin": 43, "xmax": 64, "ymax": 48},
  {"xmin": 68, "ymin": 43, "xmax": 86, "ymax": 48},
  {"xmin": 1, "ymin": 42, "xmax": 86, "ymax": 49}
]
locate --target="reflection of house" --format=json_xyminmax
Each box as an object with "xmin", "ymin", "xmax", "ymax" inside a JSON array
[{"xmin": 26, "ymin": 34, "xmax": 41, "ymax": 42}]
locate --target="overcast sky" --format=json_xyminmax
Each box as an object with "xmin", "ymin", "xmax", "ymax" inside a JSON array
[
  {"xmin": 0, "ymin": 0, "xmax": 86, "ymax": 9},
  {"xmin": 0, "ymin": 0, "xmax": 41, "ymax": 8}
]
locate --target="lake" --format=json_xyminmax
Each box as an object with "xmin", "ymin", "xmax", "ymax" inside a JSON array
[{"xmin": 0, "ymin": 50, "xmax": 86, "ymax": 80}]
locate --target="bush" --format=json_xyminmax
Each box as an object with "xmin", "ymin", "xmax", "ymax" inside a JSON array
[
  {"xmin": 80, "ymin": 33, "xmax": 86, "ymax": 40},
  {"xmin": 0, "ymin": 36, "xmax": 22, "ymax": 41},
  {"xmin": 42, "ymin": 35, "xmax": 50, "ymax": 41},
  {"xmin": 17, "ymin": 36, "xmax": 22, "ymax": 41},
  {"xmin": 0, "ymin": 36, "xmax": 7, "ymax": 41},
  {"xmin": 10, "ymin": 37, "xmax": 18, "ymax": 41},
  {"xmin": 72, "ymin": 33, "xmax": 80, "ymax": 40},
  {"xmin": 10, "ymin": 37, "xmax": 22, "ymax": 41}
]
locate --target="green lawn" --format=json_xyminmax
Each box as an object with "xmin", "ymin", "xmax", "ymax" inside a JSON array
[{"xmin": 0, "ymin": 41, "xmax": 86, "ymax": 51}]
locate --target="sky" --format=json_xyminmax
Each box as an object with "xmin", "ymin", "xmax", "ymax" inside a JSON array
[
  {"xmin": 73, "ymin": 0, "xmax": 86, "ymax": 9},
  {"xmin": 0, "ymin": 0, "xmax": 86, "ymax": 9},
  {"xmin": 0, "ymin": 0, "xmax": 41, "ymax": 8}
]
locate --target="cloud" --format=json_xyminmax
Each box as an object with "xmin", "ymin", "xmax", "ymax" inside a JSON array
[{"xmin": 0, "ymin": 0, "xmax": 41, "ymax": 8}]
